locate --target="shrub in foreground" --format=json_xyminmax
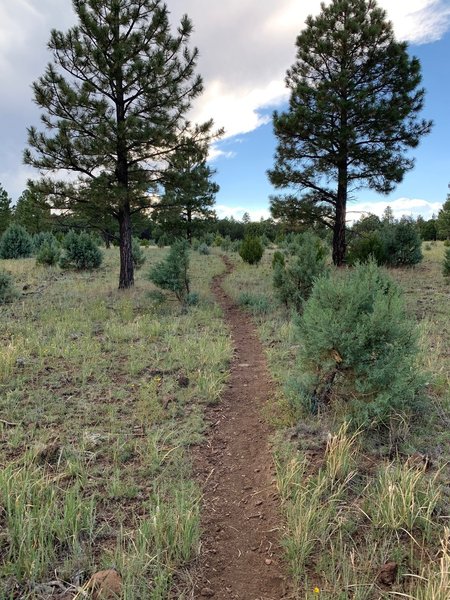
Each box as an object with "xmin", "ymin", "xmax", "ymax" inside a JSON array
[
  {"xmin": 273, "ymin": 232, "xmax": 327, "ymax": 312},
  {"xmin": 0, "ymin": 224, "xmax": 33, "ymax": 259},
  {"xmin": 59, "ymin": 231, "xmax": 103, "ymax": 270},
  {"xmin": 148, "ymin": 240, "xmax": 190, "ymax": 305},
  {"xmin": 239, "ymin": 236, "xmax": 264, "ymax": 265},
  {"xmin": 0, "ymin": 270, "xmax": 18, "ymax": 304},
  {"xmin": 297, "ymin": 260, "xmax": 424, "ymax": 428}
]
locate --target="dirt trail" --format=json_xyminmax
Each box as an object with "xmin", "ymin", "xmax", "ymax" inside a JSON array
[{"xmin": 193, "ymin": 257, "xmax": 287, "ymax": 600}]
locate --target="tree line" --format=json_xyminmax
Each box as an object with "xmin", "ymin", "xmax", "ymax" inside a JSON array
[{"xmin": 0, "ymin": 0, "xmax": 446, "ymax": 287}]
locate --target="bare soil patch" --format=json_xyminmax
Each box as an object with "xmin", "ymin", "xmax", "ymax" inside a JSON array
[{"xmin": 193, "ymin": 257, "xmax": 288, "ymax": 600}]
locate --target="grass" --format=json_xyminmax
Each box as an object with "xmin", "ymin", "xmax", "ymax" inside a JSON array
[
  {"xmin": 224, "ymin": 242, "xmax": 450, "ymax": 599},
  {"xmin": 0, "ymin": 246, "xmax": 232, "ymax": 598}
]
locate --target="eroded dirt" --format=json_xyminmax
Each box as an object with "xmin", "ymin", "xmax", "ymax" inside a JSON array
[{"xmin": 193, "ymin": 257, "xmax": 288, "ymax": 600}]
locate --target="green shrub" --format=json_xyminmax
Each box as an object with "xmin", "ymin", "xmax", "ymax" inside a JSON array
[
  {"xmin": 443, "ymin": 248, "xmax": 450, "ymax": 278},
  {"xmin": 297, "ymin": 260, "xmax": 424, "ymax": 428},
  {"xmin": 33, "ymin": 231, "xmax": 58, "ymax": 253},
  {"xmin": 198, "ymin": 243, "xmax": 210, "ymax": 255},
  {"xmin": 444, "ymin": 239, "xmax": 450, "ymax": 248},
  {"xmin": 238, "ymin": 292, "xmax": 272, "ymax": 315},
  {"xmin": 382, "ymin": 220, "xmax": 423, "ymax": 267},
  {"xmin": 347, "ymin": 231, "xmax": 386, "ymax": 265},
  {"xmin": 157, "ymin": 233, "xmax": 171, "ymax": 248},
  {"xmin": 59, "ymin": 231, "xmax": 103, "ymax": 270},
  {"xmin": 132, "ymin": 237, "xmax": 146, "ymax": 269},
  {"xmin": 148, "ymin": 240, "xmax": 190, "ymax": 305},
  {"xmin": 213, "ymin": 234, "xmax": 224, "ymax": 247},
  {"xmin": 0, "ymin": 270, "xmax": 18, "ymax": 304},
  {"xmin": 239, "ymin": 236, "xmax": 264, "ymax": 265},
  {"xmin": 348, "ymin": 222, "xmax": 423, "ymax": 267},
  {"xmin": 272, "ymin": 251, "xmax": 285, "ymax": 269},
  {"xmin": 273, "ymin": 232, "xmax": 327, "ymax": 312},
  {"xmin": 36, "ymin": 241, "xmax": 61, "ymax": 266},
  {"xmin": 0, "ymin": 224, "xmax": 33, "ymax": 259},
  {"xmin": 220, "ymin": 236, "xmax": 232, "ymax": 251}
]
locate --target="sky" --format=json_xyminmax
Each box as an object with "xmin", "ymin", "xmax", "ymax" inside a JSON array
[{"xmin": 1, "ymin": 0, "xmax": 450, "ymax": 223}]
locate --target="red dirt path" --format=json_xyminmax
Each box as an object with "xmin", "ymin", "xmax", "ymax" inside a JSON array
[{"xmin": 193, "ymin": 257, "xmax": 288, "ymax": 600}]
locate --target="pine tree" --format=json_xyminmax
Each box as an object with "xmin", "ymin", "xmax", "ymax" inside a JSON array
[
  {"xmin": 437, "ymin": 197, "xmax": 450, "ymax": 241},
  {"xmin": 0, "ymin": 184, "xmax": 12, "ymax": 236},
  {"xmin": 153, "ymin": 138, "xmax": 219, "ymax": 242},
  {"xmin": 268, "ymin": 0, "xmax": 432, "ymax": 266},
  {"xmin": 24, "ymin": 0, "xmax": 216, "ymax": 288},
  {"xmin": 14, "ymin": 188, "xmax": 51, "ymax": 234}
]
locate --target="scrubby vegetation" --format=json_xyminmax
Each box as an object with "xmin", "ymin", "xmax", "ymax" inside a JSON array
[
  {"xmin": 273, "ymin": 232, "xmax": 327, "ymax": 312},
  {"xmin": 239, "ymin": 235, "xmax": 264, "ymax": 265},
  {"xmin": 148, "ymin": 240, "xmax": 191, "ymax": 305},
  {"xmin": 224, "ymin": 241, "xmax": 450, "ymax": 598},
  {"xmin": 0, "ymin": 269, "xmax": 18, "ymax": 304},
  {"xmin": 0, "ymin": 223, "xmax": 33, "ymax": 259},
  {"xmin": 59, "ymin": 231, "xmax": 103, "ymax": 270}
]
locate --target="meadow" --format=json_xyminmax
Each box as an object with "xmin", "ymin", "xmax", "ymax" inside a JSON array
[
  {"xmin": 1, "ymin": 240, "xmax": 449, "ymax": 599},
  {"xmin": 0, "ymin": 248, "xmax": 232, "ymax": 599}
]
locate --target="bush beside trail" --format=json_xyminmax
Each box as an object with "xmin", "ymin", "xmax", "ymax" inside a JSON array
[{"xmin": 296, "ymin": 260, "xmax": 425, "ymax": 429}]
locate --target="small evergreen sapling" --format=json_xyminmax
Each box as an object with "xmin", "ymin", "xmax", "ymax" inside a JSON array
[
  {"xmin": 0, "ymin": 224, "xmax": 33, "ymax": 259},
  {"xmin": 443, "ymin": 247, "xmax": 450, "ymax": 279},
  {"xmin": 148, "ymin": 240, "xmax": 191, "ymax": 305},
  {"xmin": 59, "ymin": 231, "xmax": 103, "ymax": 270},
  {"xmin": 132, "ymin": 238, "xmax": 146, "ymax": 270},
  {"xmin": 36, "ymin": 240, "xmax": 61, "ymax": 266},
  {"xmin": 0, "ymin": 270, "xmax": 18, "ymax": 304},
  {"xmin": 273, "ymin": 232, "xmax": 327, "ymax": 312},
  {"xmin": 239, "ymin": 236, "xmax": 264, "ymax": 265},
  {"xmin": 297, "ymin": 260, "xmax": 424, "ymax": 429}
]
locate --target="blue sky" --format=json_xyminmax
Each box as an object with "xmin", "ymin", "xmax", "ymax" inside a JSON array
[
  {"xmin": 211, "ymin": 29, "xmax": 450, "ymax": 222},
  {"xmin": 1, "ymin": 1, "xmax": 449, "ymax": 222}
]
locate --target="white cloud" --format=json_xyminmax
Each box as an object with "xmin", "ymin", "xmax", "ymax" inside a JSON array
[
  {"xmin": 215, "ymin": 204, "xmax": 271, "ymax": 222},
  {"xmin": 1, "ymin": 1, "xmax": 450, "ymax": 199},
  {"xmin": 350, "ymin": 197, "xmax": 444, "ymax": 222}
]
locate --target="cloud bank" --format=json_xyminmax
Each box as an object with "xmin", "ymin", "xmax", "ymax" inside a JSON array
[{"xmin": 1, "ymin": 1, "xmax": 450, "ymax": 199}]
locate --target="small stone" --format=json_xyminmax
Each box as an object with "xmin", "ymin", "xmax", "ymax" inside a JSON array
[
  {"xmin": 177, "ymin": 373, "xmax": 190, "ymax": 388},
  {"xmin": 265, "ymin": 558, "xmax": 272, "ymax": 565},
  {"xmin": 377, "ymin": 562, "xmax": 398, "ymax": 586},
  {"xmin": 88, "ymin": 569, "xmax": 122, "ymax": 599},
  {"xmin": 200, "ymin": 587, "xmax": 215, "ymax": 597}
]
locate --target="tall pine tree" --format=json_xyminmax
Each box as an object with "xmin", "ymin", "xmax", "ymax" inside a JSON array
[
  {"xmin": 153, "ymin": 138, "xmax": 219, "ymax": 242},
  {"xmin": 14, "ymin": 188, "xmax": 51, "ymax": 234},
  {"xmin": 0, "ymin": 184, "xmax": 12, "ymax": 236},
  {"xmin": 268, "ymin": 0, "xmax": 432, "ymax": 265},
  {"xmin": 24, "ymin": 0, "xmax": 216, "ymax": 288}
]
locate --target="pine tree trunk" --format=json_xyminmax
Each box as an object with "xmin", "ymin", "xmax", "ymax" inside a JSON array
[
  {"xmin": 333, "ymin": 164, "xmax": 348, "ymax": 266},
  {"xmin": 118, "ymin": 207, "xmax": 134, "ymax": 289}
]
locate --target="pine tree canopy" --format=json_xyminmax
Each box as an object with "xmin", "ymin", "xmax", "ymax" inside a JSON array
[
  {"xmin": 153, "ymin": 138, "xmax": 219, "ymax": 241},
  {"xmin": 268, "ymin": 0, "xmax": 432, "ymax": 265},
  {"xmin": 24, "ymin": 0, "xmax": 219, "ymax": 288},
  {"xmin": 0, "ymin": 184, "xmax": 13, "ymax": 236}
]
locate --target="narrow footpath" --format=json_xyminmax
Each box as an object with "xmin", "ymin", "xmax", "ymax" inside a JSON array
[{"xmin": 193, "ymin": 257, "xmax": 287, "ymax": 600}]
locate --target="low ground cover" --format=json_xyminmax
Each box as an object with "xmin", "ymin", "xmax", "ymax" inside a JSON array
[
  {"xmin": 0, "ymin": 247, "xmax": 232, "ymax": 599},
  {"xmin": 224, "ymin": 241, "xmax": 450, "ymax": 599}
]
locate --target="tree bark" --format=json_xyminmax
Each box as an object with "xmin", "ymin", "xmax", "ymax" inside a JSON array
[
  {"xmin": 118, "ymin": 206, "xmax": 134, "ymax": 289},
  {"xmin": 333, "ymin": 164, "xmax": 348, "ymax": 266}
]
